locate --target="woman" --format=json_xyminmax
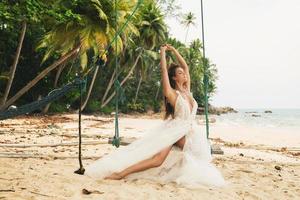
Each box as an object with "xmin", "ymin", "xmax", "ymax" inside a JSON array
[{"xmin": 84, "ymin": 44, "xmax": 225, "ymax": 188}]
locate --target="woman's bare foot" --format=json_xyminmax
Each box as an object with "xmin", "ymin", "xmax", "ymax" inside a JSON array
[{"xmin": 104, "ymin": 172, "xmax": 123, "ymax": 180}]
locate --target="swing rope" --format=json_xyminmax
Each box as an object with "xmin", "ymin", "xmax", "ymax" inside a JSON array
[
  {"xmin": 200, "ymin": 0, "xmax": 210, "ymax": 139},
  {"xmin": 110, "ymin": 0, "xmax": 143, "ymax": 148},
  {"xmin": 75, "ymin": 0, "xmax": 143, "ymax": 173},
  {"xmin": 112, "ymin": 0, "xmax": 120, "ymax": 148},
  {"xmin": 74, "ymin": 73, "xmax": 85, "ymax": 174}
]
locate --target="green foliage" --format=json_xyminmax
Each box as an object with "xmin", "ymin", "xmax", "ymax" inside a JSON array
[
  {"xmin": 85, "ymin": 99, "xmax": 101, "ymax": 113},
  {"xmin": 99, "ymin": 105, "xmax": 114, "ymax": 114},
  {"xmin": 127, "ymin": 102, "xmax": 145, "ymax": 113},
  {"xmin": 0, "ymin": 0, "xmax": 219, "ymax": 114},
  {"xmin": 136, "ymin": 1, "xmax": 167, "ymax": 50},
  {"xmin": 152, "ymin": 100, "xmax": 161, "ymax": 113},
  {"xmin": 65, "ymin": 90, "xmax": 81, "ymax": 103},
  {"xmin": 37, "ymin": 0, "xmax": 139, "ymax": 66},
  {"xmin": 49, "ymin": 102, "xmax": 69, "ymax": 113},
  {"xmin": 0, "ymin": 0, "xmax": 77, "ymax": 105}
]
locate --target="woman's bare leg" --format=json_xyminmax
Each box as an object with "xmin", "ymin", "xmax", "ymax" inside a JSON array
[
  {"xmin": 105, "ymin": 136, "xmax": 186, "ymax": 180},
  {"xmin": 174, "ymin": 136, "xmax": 185, "ymax": 150},
  {"xmin": 105, "ymin": 146, "xmax": 172, "ymax": 180}
]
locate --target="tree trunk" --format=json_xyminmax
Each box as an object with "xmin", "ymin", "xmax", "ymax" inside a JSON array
[
  {"xmin": 101, "ymin": 68, "xmax": 116, "ymax": 105},
  {"xmin": 133, "ymin": 73, "xmax": 142, "ymax": 104},
  {"xmin": 54, "ymin": 63, "xmax": 66, "ymax": 87},
  {"xmin": 80, "ymin": 64, "xmax": 100, "ymax": 111},
  {"xmin": 0, "ymin": 45, "xmax": 81, "ymax": 111},
  {"xmin": 101, "ymin": 51, "xmax": 143, "ymax": 108},
  {"xmin": 184, "ymin": 25, "xmax": 190, "ymax": 44},
  {"xmin": 42, "ymin": 63, "xmax": 67, "ymax": 113},
  {"xmin": 155, "ymin": 84, "xmax": 161, "ymax": 100},
  {"xmin": 1, "ymin": 21, "xmax": 27, "ymax": 107}
]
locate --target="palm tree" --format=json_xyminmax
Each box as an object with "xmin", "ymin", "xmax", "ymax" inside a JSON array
[
  {"xmin": 0, "ymin": 0, "xmax": 48, "ymax": 110},
  {"xmin": 132, "ymin": 2, "xmax": 166, "ymax": 103},
  {"xmin": 181, "ymin": 12, "xmax": 196, "ymax": 44},
  {"xmin": 0, "ymin": 0, "xmax": 139, "ymax": 111},
  {"xmin": 101, "ymin": 49, "xmax": 143, "ymax": 108},
  {"xmin": 138, "ymin": 2, "xmax": 167, "ymax": 50},
  {"xmin": 42, "ymin": 62, "xmax": 69, "ymax": 113},
  {"xmin": 0, "ymin": 46, "xmax": 81, "ymax": 111},
  {"xmin": 101, "ymin": 1, "xmax": 166, "ymax": 107},
  {"xmin": 157, "ymin": 0, "xmax": 181, "ymax": 18},
  {"xmin": 1, "ymin": 0, "xmax": 108, "ymax": 109},
  {"xmin": 133, "ymin": 49, "xmax": 160, "ymax": 104},
  {"xmin": 80, "ymin": 0, "xmax": 139, "ymax": 110},
  {"xmin": 0, "ymin": 20, "xmax": 26, "ymax": 108}
]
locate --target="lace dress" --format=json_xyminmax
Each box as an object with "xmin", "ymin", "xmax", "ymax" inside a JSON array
[{"xmin": 85, "ymin": 90, "xmax": 226, "ymax": 188}]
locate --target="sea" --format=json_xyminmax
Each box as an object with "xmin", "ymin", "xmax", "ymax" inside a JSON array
[{"xmin": 213, "ymin": 108, "xmax": 300, "ymax": 130}]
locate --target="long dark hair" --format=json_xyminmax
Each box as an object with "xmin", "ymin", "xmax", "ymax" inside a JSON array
[{"xmin": 164, "ymin": 63, "xmax": 181, "ymax": 120}]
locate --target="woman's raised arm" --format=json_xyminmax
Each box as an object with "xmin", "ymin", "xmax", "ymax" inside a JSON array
[
  {"xmin": 160, "ymin": 45, "xmax": 172, "ymax": 98},
  {"xmin": 167, "ymin": 45, "xmax": 191, "ymax": 91}
]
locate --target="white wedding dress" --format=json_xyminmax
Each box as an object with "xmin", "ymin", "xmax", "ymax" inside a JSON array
[{"xmin": 85, "ymin": 90, "xmax": 226, "ymax": 188}]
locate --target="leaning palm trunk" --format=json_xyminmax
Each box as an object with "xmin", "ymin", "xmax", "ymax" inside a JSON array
[
  {"xmin": 80, "ymin": 64, "xmax": 100, "ymax": 111},
  {"xmin": 101, "ymin": 51, "xmax": 143, "ymax": 108},
  {"xmin": 133, "ymin": 74, "xmax": 142, "ymax": 104},
  {"xmin": 42, "ymin": 63, "xmax": 67, "ymax": 113},
  {"xmin": 184, "ymin": 25, "xmax": 190, "ymax": 44},
  {"xmin": 101, "ymin": 68, "xmax": 116, "ymax": 105},
  {"xmin": 1, "ymin": 20, "xmax": 27, "ymax": 107},
  {"xmin": 0, "ymin": 45, "xmax": 81, "ymax": 111}
]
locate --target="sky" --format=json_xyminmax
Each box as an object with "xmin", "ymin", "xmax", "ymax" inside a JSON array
[{"xmin": 165, "ymin": 0, "xmax": 300, "ymax": 109}]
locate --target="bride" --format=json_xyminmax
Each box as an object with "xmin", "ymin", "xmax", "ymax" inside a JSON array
[{"xmin": 84, "ymin": 44, "xmax": 226, "ymax": 188}]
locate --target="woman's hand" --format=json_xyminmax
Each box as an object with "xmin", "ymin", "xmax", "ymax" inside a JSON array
[
  {"xmin": 166, "ymin": 44, "xmax": 175, "ymax": 52},
  {"xmin": 160, "ymin": 45, "xmax": 168, "ymax": 52}
]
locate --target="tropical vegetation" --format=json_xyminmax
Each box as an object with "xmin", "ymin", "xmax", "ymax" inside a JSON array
[{"xmin": 0, "ymin": 0, "xmax": 218, "ymax": 114}]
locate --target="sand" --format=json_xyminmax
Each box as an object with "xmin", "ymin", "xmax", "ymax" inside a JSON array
[{"xmin": 0, "ymin": 113, "xmax": 299, "ymax": 200}]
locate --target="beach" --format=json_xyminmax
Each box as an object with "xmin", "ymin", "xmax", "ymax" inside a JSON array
[{"xmin": 0, "ymin": 113, "xmax": 299, "ymax": 200}]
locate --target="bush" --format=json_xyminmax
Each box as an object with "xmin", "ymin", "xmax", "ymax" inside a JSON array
[
  {"xmin": 85, "ymin": 100, "xmax": 101, "ymax": 113},
  {"xmin": 152, "ymin": 101, "xmax": 161, "ymax": 113},
  {"xmin": 49, "ymin": 102, "xmax": 69, "ymax": 113},
  {"xmin": 99, "ymin": 105, "xmax": 114, "ymax": 114},
  {"xmin": 127, "ymin": 102, "xmax": 145, "ymax": 113}
]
